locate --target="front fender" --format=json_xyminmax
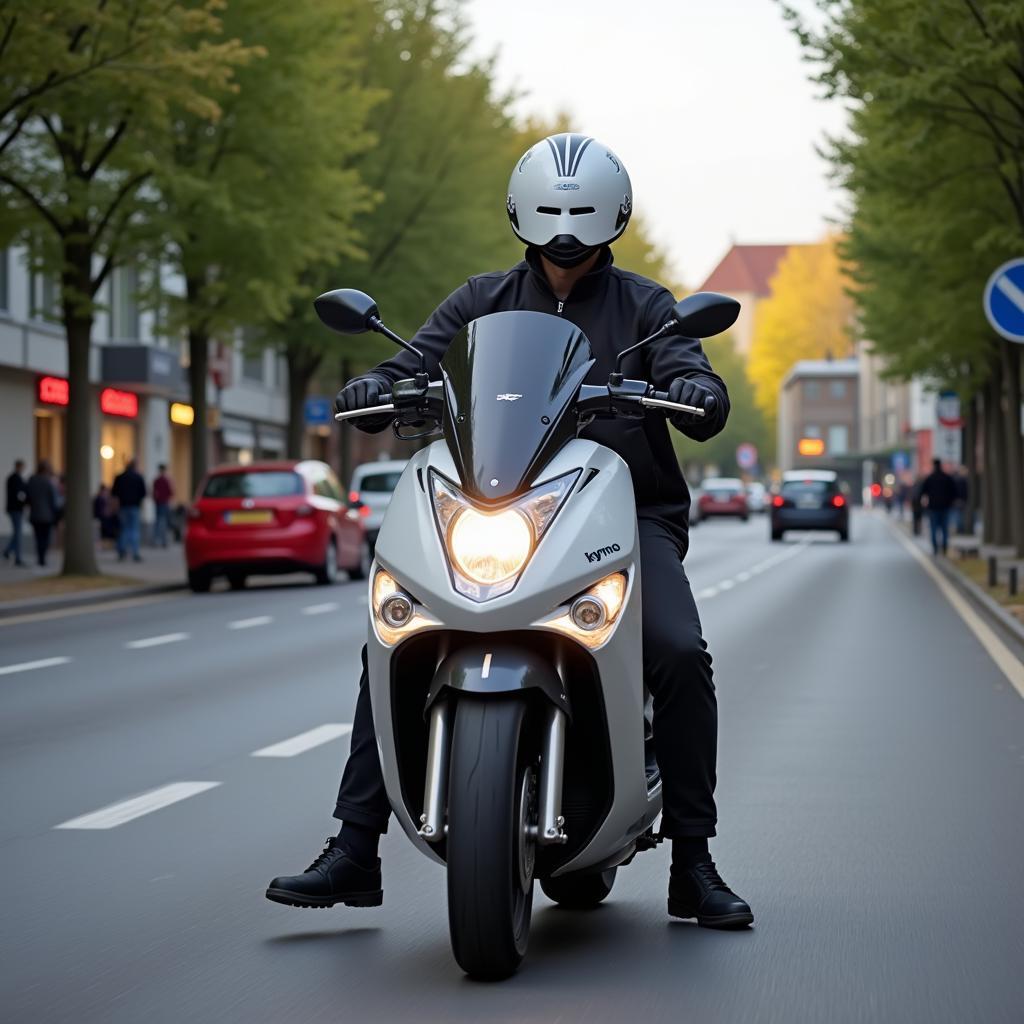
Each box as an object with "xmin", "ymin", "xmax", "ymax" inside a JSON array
[{"xmin": 425, "ymin": 643, "xmax": 571, "ymax": 718}]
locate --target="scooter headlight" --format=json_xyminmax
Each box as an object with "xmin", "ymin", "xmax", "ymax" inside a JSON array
[
  {"xmin": 430, "ymin": 470, "xmax": 579, "ymax": 601},
  {"xmin": 448, "ymin": 506, "xmax": 533, "ymax": 585}
]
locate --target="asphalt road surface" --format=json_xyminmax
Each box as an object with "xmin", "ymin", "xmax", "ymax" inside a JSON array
[{"xmin": 2, "ymin": 511, "xmax": 1022, "ymax": 1023}]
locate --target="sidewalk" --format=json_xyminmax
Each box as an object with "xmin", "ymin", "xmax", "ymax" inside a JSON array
[{"xmin": 0, "ymin": 542, "xmax": 186, "ymax": 615}]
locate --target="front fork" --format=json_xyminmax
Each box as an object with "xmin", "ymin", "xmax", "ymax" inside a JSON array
[{"xmin": 417, "ymin": 698, "xmax": 568, "ymax": 846}]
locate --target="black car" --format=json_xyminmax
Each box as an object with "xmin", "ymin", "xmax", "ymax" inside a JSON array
[{"xmin": 771, "ymin": 470, "xmax": 849, "ymax": 542}]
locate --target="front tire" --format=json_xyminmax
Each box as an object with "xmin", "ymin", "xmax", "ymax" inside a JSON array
[
  {"xmin": 314, "ymin": 539, "xmax": 338, "ymax": 586},
  {"xmin": 446, "ymin": 697, "xmax": 536, "ymax": 980},
  {"xmin": 188, "ymin": 568, "xmax": 211, "ymax": 593},
  {"xmin": 541, "ymin": 868, "xmax": 617, "ymax": 909},
  {"xmin": 771, "ymin": 528, "xmax": 783, "ymax": 542}
]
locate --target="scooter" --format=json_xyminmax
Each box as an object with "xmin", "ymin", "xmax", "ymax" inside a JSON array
[{"xmin": 316, "ymin": 287, "xmax": 739, "ymax": 979}]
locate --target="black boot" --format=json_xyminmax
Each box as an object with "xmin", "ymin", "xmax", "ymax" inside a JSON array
[
  {"xmin": 266, "ymin": 837, "xmax": 383, "ymax": 909},
  {"xmin": 668, "ymin": 860, "xmax": 753, "ymax": 929}
]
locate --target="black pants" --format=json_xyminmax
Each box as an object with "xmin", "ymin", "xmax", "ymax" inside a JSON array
[
  {"xmin": 32, "ymin": 521, "xmax": 52, "ymax": 566},
  {"xmin": 334, "ymin": 517, "xmax": 718, "ymax": 838}
]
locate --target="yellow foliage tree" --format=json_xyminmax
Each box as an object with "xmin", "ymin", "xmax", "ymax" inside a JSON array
[{"xmin": 747, "ymin": 237, "xmax": 854, "ymax": 424}]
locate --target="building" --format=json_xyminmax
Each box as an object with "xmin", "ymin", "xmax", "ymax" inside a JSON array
[
  {"xmin": 0, "ymin": 246, "xmax": 289, "ymax": 519},
  {"xmin": 698, "ymin": 243, "xmax": 798, "ymax": 356},
  {"xmin": 777, "ymin": 359, "xmax": 860, "ymax": 482}
]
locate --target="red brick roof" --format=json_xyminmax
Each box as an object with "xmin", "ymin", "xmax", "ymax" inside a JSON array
[{"xmin": 699, "ymin": 244, "xmax": 795, "ymax": 297}]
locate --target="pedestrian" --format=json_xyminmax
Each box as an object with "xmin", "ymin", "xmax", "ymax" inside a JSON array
[
  {"xmin": 93, "ymin": 484, "xmax": 119, "ymax": 545},
  {"xmin": 152, "ymin": 464, "xmax": 174, "ymax": 548},
  {"xmin": 268, "ymin": 132, "xmax": 753, "ymax": 929},
  {"xmin": 111, "ymin": 458, "xmax": 146, "ymax": 562},
  {"xmin": 920, "ymin": 458, "xmax": 958, "ymax": 555},
  {"xmin": 25, "ymin": 460, "xmax": 59, "ymax": 567},
  {"xmin": 3, "ymin": 458, "xmax": 27, "ymax": 566}
]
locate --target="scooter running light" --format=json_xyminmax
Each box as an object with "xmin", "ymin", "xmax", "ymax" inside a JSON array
[
  {"xmin": 547, "ymin": 572, "xmax": 628, "ymax": 649},
  {"xmin": 372, "ymin": 569, "xmax": 433, "ymax": 645}
]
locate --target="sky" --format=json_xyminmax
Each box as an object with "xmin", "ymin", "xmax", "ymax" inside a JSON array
[{"xmin": 463, "ymin": 0, "xmax": 849, "ymax": 287}]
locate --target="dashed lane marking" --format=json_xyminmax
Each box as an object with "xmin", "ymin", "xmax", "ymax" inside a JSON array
[
  {"xmin": 890, "ymin": 525, "xmax": 1024, "ymax": 699},
  {"xmin": 302, "ymin": 602, "xmax": 339, "ymax": 616},
  {"xmin": 695, "ymin": 538, "xmax": 811, "ymax": 602},
  {"xmin": 124, "ymin": 632, "xmax": 189, "ymax": 650},
  {"xmin": 228, "ymin": 616, "xmax": 273, "ymax": 630},
  {"xmin": 0, "ymin": 655, "xmax": 71, "ymax": 676},
  {"xmin": 251, "ymin": 723, "xmax": 353, "ymax": 758},
  {"xmin": 54, "ymin": 782, "xmax": 221, "ymax": 830}
]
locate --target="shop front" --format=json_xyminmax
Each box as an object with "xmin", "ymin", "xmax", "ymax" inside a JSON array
[
  {"xmin": 98, "ymin": 387, "xmax": 139, "ymax": 485},
  {"xmin": 34, "ymin": 375, "xmax": 68, "ymax": 473}
]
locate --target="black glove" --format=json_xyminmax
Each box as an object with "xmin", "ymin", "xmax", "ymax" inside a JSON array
[
  {"xmin": 667, "ymin": 378, "xmax": 717, "ymax": 423},
  {"xmin": 335, "ymin": 376, "xmax": 384, "ymax": 415}
]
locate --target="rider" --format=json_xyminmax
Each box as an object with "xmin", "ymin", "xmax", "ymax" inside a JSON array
[{"xmin": 267, "ymin": 134, "xmax": 753, "ymax": 929}]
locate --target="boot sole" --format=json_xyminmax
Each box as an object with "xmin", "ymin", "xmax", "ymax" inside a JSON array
[
  {"xmin": 265, "ymin": 887, "xmax": 383, "ymax": 909},
  {"xmin": 667, "ymin": 898, "xmax": 753, "ymax": 929}
]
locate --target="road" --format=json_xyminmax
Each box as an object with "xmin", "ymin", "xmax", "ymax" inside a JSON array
[{"xmin": 1, "ymin": 511, "xmax": 1022, "ymax": 1023}]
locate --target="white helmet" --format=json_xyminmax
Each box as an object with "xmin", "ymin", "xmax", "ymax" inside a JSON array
[{"xmin": 507, "ymin": 133, "xmax": 633, "ymax": 267}]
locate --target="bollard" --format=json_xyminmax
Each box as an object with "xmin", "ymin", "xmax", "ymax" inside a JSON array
[
  {"xmin": 1010, "ymin": 566, "xmax": 1019, "ymax": 597},
  {"xmin": 988, "ymin": 556, "xmax": 998, "ymax": 588}
]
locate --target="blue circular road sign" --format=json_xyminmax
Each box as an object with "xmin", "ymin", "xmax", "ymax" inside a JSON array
[{"xmin": 984, "ymin": 258, "xmax": 1024, "ymax": 343}]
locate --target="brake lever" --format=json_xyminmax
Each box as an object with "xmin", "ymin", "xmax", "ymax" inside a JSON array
[{"xmin": 640, "ymin": 396, "xmax": 705, "ymax": 417}]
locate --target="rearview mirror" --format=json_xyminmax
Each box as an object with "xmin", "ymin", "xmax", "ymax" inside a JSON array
[
  {"xmin": 669, "ymin": 292, "xmax": 741, "ymax": 339},
  {"xmin": 314, "ymin": 288, "xmax": 379, "ymax": 335}
]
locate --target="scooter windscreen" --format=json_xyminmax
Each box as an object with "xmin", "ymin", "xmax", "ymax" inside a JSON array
[{"xmin": 440, "ymin": 310, "xmax": 595, "ymax": 503}]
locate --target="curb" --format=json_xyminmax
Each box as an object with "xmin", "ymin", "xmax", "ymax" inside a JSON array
[
  {"xmin": 0, "ymin": 580, "xmax": 186, "ymax": 619},
  {"xmin": 929, "ymin": 555, "xmax": 1024, "ymax": 658}
]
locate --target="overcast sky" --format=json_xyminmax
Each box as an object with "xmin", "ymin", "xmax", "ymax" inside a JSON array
[{"xmin": 463, "ymin": 0, "xmax": 848, "ymax": 286}]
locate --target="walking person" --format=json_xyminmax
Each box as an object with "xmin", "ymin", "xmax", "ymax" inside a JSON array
[
  {"xmin": 112, "ymin": 459, "xmax": 146, "ymax": 562},
  {"xmin": 25, "ymin": 460, "xmax": 60, "ymax": 567},
  {"xmin": 920, "ymin": 458, "xmax": 958, "ymax": 555},
  {"xmin": 152, "ymin": 464, "xmax": 174, "ymax": 548},
  {"xmin": 4, "ymin": 458, "xmax": 27, "ymax": 566}
]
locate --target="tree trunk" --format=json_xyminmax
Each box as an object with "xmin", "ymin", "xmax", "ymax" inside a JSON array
[
  {"xmin": 188, "ymin": 324, "xmax": 210, "ymax": 491},
  {"xmin": 984, "ymin": 371, "xmax": 1011, "ymax": 546},
  {"xmin": 964, "ymin": 393, "xmax": 979, "ymax": 536},
  {"xmin": 1002, "ymin": 341, "xmax": 1024, "ymax": 557},
  {"xmin": 61, "ymin": 313, "xmax": 100, "ymax": 576},
  {"xmin": 286, "ymin": 345, "xmax": 322, "ymax": 459}
]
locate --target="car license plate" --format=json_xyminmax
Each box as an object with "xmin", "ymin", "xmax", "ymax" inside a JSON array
[
  {"xmin": 224, "ymin": 510, "xmax": 273, "ymax": 525},
  {"xmin": 797, "ymin": 496, "xmax": 819, "ymax": 509}
]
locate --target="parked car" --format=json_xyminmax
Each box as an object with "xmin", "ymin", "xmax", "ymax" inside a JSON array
[
  {"xmin": 697, "ymin": 477, "xmax": 749, "ymax": 521},
  {"xmin": 770, "ymin": 469, "xmax": 849, "ymax": 542},
  {"xmin": 745, "ymin": 481, "xmax": 768, "ymax": 513},
  {"xmin": 185, "ymin": 460, "xmax": 370, "ymax": 592},
  {"xmin": 348, "ymin": 459, "xmax": 407, "ymax": 549}
]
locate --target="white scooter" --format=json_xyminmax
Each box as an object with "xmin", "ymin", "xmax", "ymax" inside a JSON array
[{"xmin": 317, "ymin": 288, "xmax": 739, "ymax": 979}]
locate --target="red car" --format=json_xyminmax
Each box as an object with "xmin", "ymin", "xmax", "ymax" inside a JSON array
[
  {"xmin": 185, "ymin": 460, "xmax": 371, "ymax": 592},
  {"xmin": 696, "ymin": 477, "xmax": 749, "ymax": 521}
]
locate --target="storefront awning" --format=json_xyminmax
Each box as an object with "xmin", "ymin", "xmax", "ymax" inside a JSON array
[{"xmin": 101, "ymin": 345, "xmax": 187, "ymax": 397}]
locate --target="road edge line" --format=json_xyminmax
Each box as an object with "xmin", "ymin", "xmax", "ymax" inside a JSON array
[{"xmin": 890, "ymin": 525, "xmax": 1024, "ymax": 699}]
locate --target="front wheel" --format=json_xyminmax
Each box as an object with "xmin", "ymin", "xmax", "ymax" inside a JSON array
[
  {"xmin": 446, "ymin": 697, "xmax": 536, "ymax": 980},
  {"xmin": 188, "ymin": 568, "xmax": 211, "ymax": 593},
  {"xmin": 541, "ymin": 868, "xmax": 617, "ymax": 909},
  {"xmin": 314, "ymin": 539, "xmax": 338, "ymax": 586}
]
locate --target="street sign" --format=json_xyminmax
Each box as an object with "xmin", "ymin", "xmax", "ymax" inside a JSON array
[
  {"xmin": 304, "ymin": 396, "xmax": 332, "ymax": 426},
  {"xmin": 891, "ymin": 451, "xmax": 909, "ymax": 473},
  {"xmin": 983, "ymin": 258, "xmax": 1024, "ymax": 343},
  {"xmin": 735, "ymin": 442, "xmax": 758, "ymax": 471},
  {"xmin": 934, "ymin": 391, "xmax": 962, "ymax": 465}
]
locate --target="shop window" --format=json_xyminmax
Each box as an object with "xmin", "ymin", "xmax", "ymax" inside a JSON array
[
  {"xmin": 100, "ymin": 419, "xmax": 138, "ymax": 486},
  {"xmin": 827, "ymin": 425, "xmax": 849, "ymax": 455},
  {"xmin": 240, "ymin": 327, "xmax": 265, "ymax": 384},
  {"xmin": 34, "ymin": 408, "xmax": 65, "ymax": 473},
  {"xmin": 829, "ymin": 379, "xmax": 847, "ymax": 399}
]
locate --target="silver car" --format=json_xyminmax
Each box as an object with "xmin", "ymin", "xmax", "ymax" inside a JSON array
[{"xmin": 349, "ymin": 459, "xmax": 407, "ymax": 545}]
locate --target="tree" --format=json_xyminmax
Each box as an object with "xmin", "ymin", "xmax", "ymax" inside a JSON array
[
  {"xmin": 782, "ymin": 0, "xmax": 1024, "ymax": 553},
  {"xmin": 747, "ymin": 236, "xmax": 854, "ymax": 426},
  {"xmin": 0, "ymin": 1, "xmax": 253, "ymax": 575},
  {"xmin": 153, "ymin": 0, "xmax": 378, "ymax": 487}
]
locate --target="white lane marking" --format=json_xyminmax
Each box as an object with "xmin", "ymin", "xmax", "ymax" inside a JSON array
[
  {"xmin": 696, "ymin": 587, "xmax": 719, "ymax": 599},
  {"xmin": 0, "ymin": 592, "xmax": 177, "ymax": 629},
  {"xmin": 736, "ymin": 571, "xmax": 752, "ymax": 582},
  {"xmin": 995, "ymin": 272, "xmax": 1024, "ymax": 313},
  {"xmin": 251, "ymin": 723, "xmax": 353, "ymax": 758},
  {"xmin": 0, "ymin": 656, "xmax": 71, "ymax": 676},
  {"xmin": 891, "ymin": 526, "xmax": 1024, "ymax": 699},
  {"xmin": 718, "ymin": 579, "xmax": 735, "ymax": 591},
  {"xmin": 228, "ymin": 615, "xmax": 273, "ymax": 630},
  {"xmin": 125, "ymin": 632, "xmax": 188, "ymax": 650},
  {"xmin": 695, "ymin": 538, "xmax": 810, "ymax": 601},
  {"xmin": 302, "ymin": 602, "xmax": 338, "ymax": 616},
  {"xmin": 54, "ymin": 782, "xmax": 221, "ymax": 830},
  {"xmin": 482, "ymin": 652, "xmax": 492, "ymax": 679}
]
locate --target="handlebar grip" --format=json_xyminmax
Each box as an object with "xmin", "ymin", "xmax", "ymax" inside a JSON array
[{"xmin": 651, "ymin": 390, "xmax": 669, "ymax": 403}]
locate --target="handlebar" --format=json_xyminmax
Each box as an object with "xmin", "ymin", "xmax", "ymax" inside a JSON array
[{"xmin": 641, "ymin": 393, "xmax": 705, "ymax": 417}]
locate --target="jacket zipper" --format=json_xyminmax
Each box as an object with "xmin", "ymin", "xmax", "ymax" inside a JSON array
[{"xmin": 556, "ymin": 300, "xmax": 564, "ymax": 315}]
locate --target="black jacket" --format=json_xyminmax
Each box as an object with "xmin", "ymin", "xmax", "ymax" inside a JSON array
[
  {"xmin": 355, "ymin": 248, "xmax": 730, "ymax": 554},
  {"xmin": 5, "ymin": 472, "xmax": 26, "ymax": 514},
  {"xmin": 920, "ymin": 470, "xmax": 958, "ymax": 511},
  {"xmin": 26, "ymin": 474, "xmax": 59, "ymax": 525},
  {"xmin": 112, "ymin": 469, "xmax": 147, "ymax": 509}
]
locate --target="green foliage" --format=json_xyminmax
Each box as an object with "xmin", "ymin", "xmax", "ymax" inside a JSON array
[
  {"xmin": 781, "ymin": 0, "xmax": 1024, "ymax": 391},
  {"xmin": 672, "ymin": 332, "xmax": 774, "ymax": 475}
]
